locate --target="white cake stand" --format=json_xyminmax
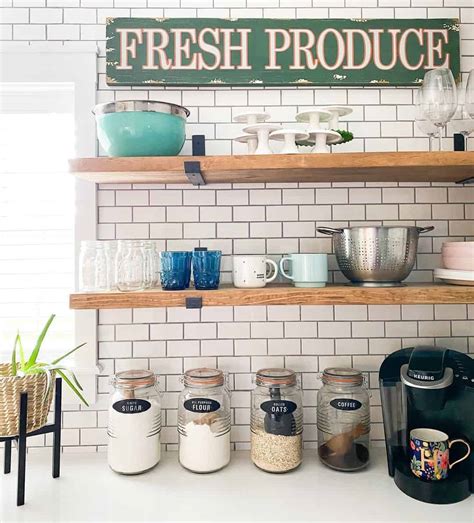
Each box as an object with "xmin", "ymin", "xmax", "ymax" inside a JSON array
[
  {"xmin": 243, "ymin": 124, "xmax": 282, "ymax": 155},
  {"xmin": 269, "ymin": 129, "xmax": 309, "ymax": 154},
  {"xmin": 320, "ymin": 106, "xmax": 353, "ymax": 129},
  {"xmin": 233, "ymin": 112, "xmax": 271, "ymax": 125},
  {"xmin": 233, "ymin": 134, "xmax": 258, "ymax": 154},
  {"xmin": 296, "ymin": 109, "xmax": 332, "ymax": 128},
  {"xmin": 308, "ymin": 129, "xmax": 341, "ymax": 153}
]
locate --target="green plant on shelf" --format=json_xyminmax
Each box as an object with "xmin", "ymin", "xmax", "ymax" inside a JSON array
[
  {"xmin": 332, "ymin": 130, "xmax": 354, "ymax": 144},
  {"xmin": 296, "ymin": 130, "xmax": 354, "ymax": 148},
  {"xmin": 9, "ymin": 314, "xmax": 89, "ymax": 406}
]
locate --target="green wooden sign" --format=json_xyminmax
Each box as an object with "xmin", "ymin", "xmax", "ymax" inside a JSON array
[{"xmin": 106, "ymin": 18, "xmax": 460, "ymax": 87}]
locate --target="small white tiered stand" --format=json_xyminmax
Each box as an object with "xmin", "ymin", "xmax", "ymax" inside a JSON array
[
  {"xmin": 243, "ymin": 123, "xmax": 282, "ymax": 155},
  {"xmin": 320, "ymin": 106, "xmax": 353, "ymax": 130},
  {"xmin": 296, "ymin": 110, "xmax": 341, "ymax": 153},
  {"xmin": 269, "ymin": 129, "xmax": 309, "ymax": 154}
]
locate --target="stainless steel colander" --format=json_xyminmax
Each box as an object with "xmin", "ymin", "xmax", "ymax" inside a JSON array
[{"xmin": 317, "ymin": 226, "xmax": 434, "ymax": 287}]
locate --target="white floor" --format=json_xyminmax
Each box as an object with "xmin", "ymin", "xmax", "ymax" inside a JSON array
[{"xmin": 0, "ymin": 449, "xmax": 472, "ymax": 523}]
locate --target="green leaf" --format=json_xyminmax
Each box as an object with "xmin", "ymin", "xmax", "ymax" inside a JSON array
[
  {"xmin": 17, "ymin": 332, "xmax": 25, "ymax": 370},
  {"xmin": 11, "ymin": 335, "xmax": 18, "ymax": 376},
  {"xmin": 56, "ymin": 369, "xmax": 89, "ymax": 407},
  {"xmin": 25, "ymin": 314, "xmax": 55, "ymax": 370},
  {"xmin": 51, "ymin": 342, "xmax": 87, "ymax": 365},
  {"xmin": 42, "ymin": 365, "xmax": 84, "ymax": 392}
]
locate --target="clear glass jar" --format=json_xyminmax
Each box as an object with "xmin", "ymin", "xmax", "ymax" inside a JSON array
[
  {"xmin": 317, "ymin": 368, "xmax": 370, "ymax": 472},
  {"xmin": 107, "ymin": 370, "xmax": 161, "ymax": 475},
  {"xmin": 251, "ymin": 368, "xmax": 303, "ymax": 473},
  {"xmin": 178, "ymin": 368, "xmax": 231, "ymax": 473},
  {"xmin": 143, "ymin": 241, "xmax": 158, "ymax": 289},
  {"xmin": 104, "ymin": 240, "xmax": 118, "ymax": 290},
  {"xmin": 79, "ymin": 240, "xmax": 108, "ymax": 291},
  {"xmin": 116, "ymin": 240, "xmax": 146, "ymax": 292}
]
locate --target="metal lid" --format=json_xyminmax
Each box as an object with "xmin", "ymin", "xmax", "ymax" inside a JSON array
[
  {"xmin": 184, "ymin": 368, "xmax": 224, "ymax": 388},
  {"xmin": 256, "ymin": 368, "xmax": 296, "ymax": 387},
  {"xmin": 113, "ymin": 369, "xmax": 156, "ymax": 389},
  {"xmin": 322, "ymin": 367, "xmax": 363, "ymax": 386},
  {"xmin": 92, "ymin": 100, "xmax": 190, "ymax": 119}
]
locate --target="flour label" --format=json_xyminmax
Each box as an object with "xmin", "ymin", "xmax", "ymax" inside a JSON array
[
  {"xmin": 260, "ymin": 400, "xmax": 297, "ymax": 415},
  {"xmin": 184, "ymin": 398, "xmax": 220, "ymax": 413},
  {"xmin": 113, "ymin": 399, "xmax": 151, "ymax": 414}
]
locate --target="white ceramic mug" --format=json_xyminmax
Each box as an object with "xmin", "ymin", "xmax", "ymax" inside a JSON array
[{"xmin": 232, "ymin": 256, "xmax": 278, "ymax": 288}]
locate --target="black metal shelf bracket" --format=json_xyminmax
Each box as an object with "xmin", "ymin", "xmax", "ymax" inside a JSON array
[
  {"xmin": 192, "ymin": 134, "xmax": 206, "ymax": 156},
  {"xmin": 184, "ymin": 161, "xmax": 205, "ymax": 186},
  {"xmin": 186, "ymin": 296, "xmax": 203, "ymax": 309},
  {"xmin": 184, "ymin": 134, "xmax": 206, "ymax": 186},
  {"xmin": 455, "ymin": 176, "xmax": 474, "ymax": 185},
  {"xmin": 1, "ymin": 377, "xmax": 62, "ymax": 506}
]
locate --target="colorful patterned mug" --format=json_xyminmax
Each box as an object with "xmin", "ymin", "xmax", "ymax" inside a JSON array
[{"xmin": 409, "ymin": 428, "xmax": 471, "ymax": 481}]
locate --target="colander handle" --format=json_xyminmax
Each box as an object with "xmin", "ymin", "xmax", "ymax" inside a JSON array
[
  {"xmin": 417, "ymin": 226, "xmax": 434, "ymax": 234},
  {"xmin": 317, "ymin": 227, "xmax": 344, "ymax": 236}
]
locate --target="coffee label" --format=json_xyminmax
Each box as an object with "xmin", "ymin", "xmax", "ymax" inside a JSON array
[
  {"xmin": 113, "ymin": 399, "xmax": 151, "ymax": 414},
  {"xmin": 260, "ymin": 400, "xmax": 297, "ymax": 415},
  {"xmin": 184, "ymin": 398, "xmax": 221, "ymax": 413},
  {"xmin": 330, "ymin": 398, "xmax": 362, "ymax": 411}
]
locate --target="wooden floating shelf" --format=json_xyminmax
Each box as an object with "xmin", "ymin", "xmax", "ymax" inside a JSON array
[
  {"xmin": 69, "ymin": 151, "xmax": 474, "ymax": 185},
  {"xmin": 69, "ymin": 284, "xmax": 474, "ymax": 310}
]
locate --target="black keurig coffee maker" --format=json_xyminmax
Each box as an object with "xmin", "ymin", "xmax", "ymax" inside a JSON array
[{"xmin": 379, "ymin": 345, "xmax": 473, "ymax": 504}]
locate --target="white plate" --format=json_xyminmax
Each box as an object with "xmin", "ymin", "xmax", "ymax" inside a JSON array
[{"xmin": 434, "ymin": 268, "xmax": 474, "ymax": 286}]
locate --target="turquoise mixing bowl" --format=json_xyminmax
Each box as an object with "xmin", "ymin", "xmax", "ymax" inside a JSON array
[{"xmin": 93, "ymin": 101, "xmax": 190, "ymax": 157}]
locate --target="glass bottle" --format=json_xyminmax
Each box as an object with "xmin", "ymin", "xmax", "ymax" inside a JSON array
[
  {"xmin": 317, "ymin": 368, "xmax": 370, "ymax": 471},
  {"xmin": 116, "ymin": 240, "xmax": 146, "ymax": 292},
  {"xmin": 251, "ymin": 368, "xmax": 303, "ymax": 473},
  {"xmin": 107, "ymin": 370, "xmax": 161, "ymax": 475},
  {"xmin": 178, "ymin": 368, "xmax": 231, "ymax": 473}
]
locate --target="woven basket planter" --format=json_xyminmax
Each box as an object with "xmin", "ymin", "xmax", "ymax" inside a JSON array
[{"xmin": 0, "ymin": 364, "xmax": 55, "ymax": 437}]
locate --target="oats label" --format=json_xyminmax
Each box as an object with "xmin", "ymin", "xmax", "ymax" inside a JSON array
[{"xmin": 261, "ymin": 400, "xmax": 297, "ymax": 415}]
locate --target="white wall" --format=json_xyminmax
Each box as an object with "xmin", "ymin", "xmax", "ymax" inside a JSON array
[{"xmin": 0, "ymin": 2, "xmax": 473, "ymax": 452}]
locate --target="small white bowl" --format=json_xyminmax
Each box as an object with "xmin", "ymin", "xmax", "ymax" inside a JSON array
[{"xmin": 442, "ymin": 256, "xmax": 474, "ymax": 271}]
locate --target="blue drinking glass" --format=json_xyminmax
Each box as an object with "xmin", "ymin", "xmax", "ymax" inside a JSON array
[
  {"xmin": 160, "ymin": 251, "xmax": 189, "ymax": 291},
  {"xmin": 185, "ymin": 251, "xmax": 192, "ymax": 288},
  {"xmin": 192, "ymin": 250, "xmax": 222, "ymax": 290}
]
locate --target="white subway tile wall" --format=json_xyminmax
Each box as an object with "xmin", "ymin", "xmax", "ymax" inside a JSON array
[{"xmin": 1, "ymin": 2, "xmax": 473, "ymax": 451}]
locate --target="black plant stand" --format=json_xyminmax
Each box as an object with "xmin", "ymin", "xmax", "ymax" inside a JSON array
[{"xmin": 0, "ymin": 377, "xmax": 62, "ymax": 506}]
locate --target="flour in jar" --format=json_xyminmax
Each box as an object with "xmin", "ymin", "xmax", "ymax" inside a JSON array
[{"xmin": 179, "ymin": 419, "xmax": 230, "ymax": 473}]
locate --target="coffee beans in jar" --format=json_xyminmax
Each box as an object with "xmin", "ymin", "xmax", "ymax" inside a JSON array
[{"xmin": 317, "ymin": 368, "xmax": 370, "ymax": 472}]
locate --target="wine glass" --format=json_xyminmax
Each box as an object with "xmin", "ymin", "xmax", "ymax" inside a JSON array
[
  {"xmin": 415, "ymin": 89, "xmax": 439, "ymax": 151},
  {"xmin": 420, "ymin": 68, "xmax": 458, "ymax": 151},
  {"xmin": 465, "ymin": 69, "xmax": 474, "ymax": 118}
]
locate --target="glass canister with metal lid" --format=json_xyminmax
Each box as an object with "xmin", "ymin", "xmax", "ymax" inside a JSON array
[
  {"xmin": 178, "ymin": 368, "xmax": 231, "ymax": 473},
  {"xmin": 107, "ymin": 370, "xmax": 161, "ymax": 475},
  {"xmin": 317, "ymin": 368, "xmax": 370, "ymax": 471},
  {"xmin": 251, "ymin": 368, "xmax": 303, "ymax": 473}
]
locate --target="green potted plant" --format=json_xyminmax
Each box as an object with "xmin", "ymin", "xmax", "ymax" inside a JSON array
[{"xmin": 0, "ymin": 314, "xmax": 88, "ymax": 437}]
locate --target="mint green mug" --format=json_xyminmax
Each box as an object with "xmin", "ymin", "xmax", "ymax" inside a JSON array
[{"xmin": 279, "ymin": 254, "xmax": 328, "ymax": 288}]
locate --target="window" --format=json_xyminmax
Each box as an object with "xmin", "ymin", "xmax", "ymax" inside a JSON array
[
  {"xmin": 0, "ymin": 83, "xmax": 76, "ymax": 356},
  {"xmin": 0, "ymin": 49, "xmax": 98, "ymax": 403}
]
